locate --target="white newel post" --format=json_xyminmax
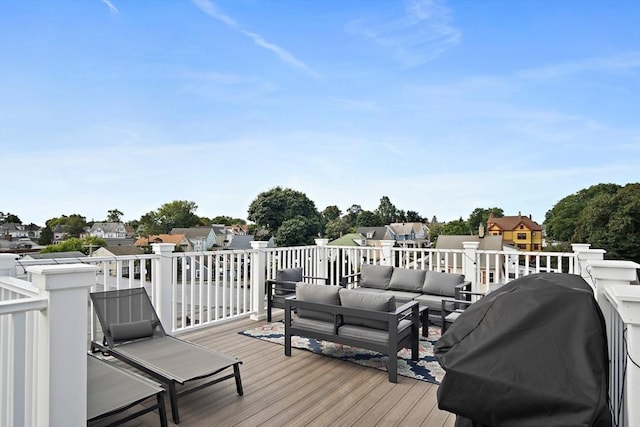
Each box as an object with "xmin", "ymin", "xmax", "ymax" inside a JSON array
[
  {"xmin": 572, "ymin": 243, "xmax": 606, "ymax": 286},
  {"xmin": 380, "ymin": 240, "xmax": 395, "ymax": 266},
  {"xmin": 152, "ymin": 243, "xmax": 175, "ymax": 332},
  {"xmin": 314, "ymin": 238, "xmax": 330, "ymax": 283},
  {"xmin": 462, "ymin": 241, "xmax": 480, "ymax": 293},
  {"xmin": 0, "ymin": 253, "xmax": 18, "ymax": 277},
  {"xmin": 250, "ymin": 241, "xmax": 269, "ymax": 321},
  {"xmin": 588, "ymin": 260, "xmax": 640, "ymax": 427},
  {"xmin": 27, "ymin": 263, "xmax": 97, "ymax": 427}
]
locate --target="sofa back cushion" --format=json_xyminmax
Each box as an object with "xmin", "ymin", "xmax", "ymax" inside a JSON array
[
  {"xmin": 296, "ymin": 283, "xmax": 341, "ymax": 322},
  {"xmin": 275, "ymin": 267, "xmax": 303, "ymax": 295},
  {"xmin": 339, "ymin": 289, "xmax": 395, "ymax": 330},
  {"xmin": 422, "ymin": 271, "xmax": 465, "ymax": 297},
  {"xmin": 389, "ymin": 268, "xmax": 426, "ymax": 292},
  {"xmin": 359, "ymin": 264, "xmax": 393, "ymax": 290}
]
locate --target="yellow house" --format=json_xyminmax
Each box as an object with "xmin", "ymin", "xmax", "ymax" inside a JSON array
[{"xmin": 487, "ymin": 213, "xmax": 543, "ymax": 251}]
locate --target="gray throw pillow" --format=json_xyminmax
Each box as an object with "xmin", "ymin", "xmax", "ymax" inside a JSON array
[
  {"xmin": 339, "ymin": 289, "xmax": 395, "ymax": 330},
  {"xmin": 296, "ymin": 283, "xmax": 341, "ymax": 322},
  {"xmin": 110, "ymin": 320, "xmax": 154, "ymax": 342},
  {"xmin": 422, "ymin": 271, "xmax": 465, "ymax": 297},
  {"xmin": 389, "ymin": 268, "xmax": 426, "ymax": 292},
  {"xmin": 359, "ymin": 264, "xmax": 393, "ymax": 290}
]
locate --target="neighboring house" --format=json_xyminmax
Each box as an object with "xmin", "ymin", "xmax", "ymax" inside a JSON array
[
  {"xmin": 88, "ymin": 222, "xmax": 128, "ymax": 239},
  {"xmin": 1, "ymin": 222, "xmax": 42, "ymax": 241},
  {"xmin": 0, "ymin": 237, "xmax": 42, "ymax": 254},
  {"xmin": 101, "ymin": 238, "xmax": 136, "ymax": 247},
  {"xmin": 486, "ymin": 213, "xmax": 543, "ymax": 251},
  {"xmin": 92, "ymin": 246, "xmax": 145, "ymax": 277},
  {"xmin": 22, "ymin": 251, "xmax": 87, "ymax": 261},
  {"xmin": 170, "ymin": 227, "xmax": 218, "ymax": 251},
  {"xmin": 356, "ymin": 227, "xmax": 390, "ymax": 247},
  {"xmin": 386, "ymin": 222, "xmax": 430, "ymax": 248},
  {"xmin": 435, "ymin": 235, "xmax": 514, "ymax": 284},
  {"xmin": 52, "ymin": 224, "xmax": 65, "ymax": 244},
  {"xmin": 134, "ymin": 234, "xmax": 192, "ymax": 252},
  {"xmin": 226, "ymin": 235, "xmax": 275, "ymax": 250}
]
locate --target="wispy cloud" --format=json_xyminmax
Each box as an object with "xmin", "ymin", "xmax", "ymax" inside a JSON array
[
  {"xmin": 346, "ymin": 0, "xmax": 461, "ymax": 67},
  {"xmin": 332, "ymin": 97, "xmax": 380, "ymax": 112},
  {"xmin": 192, "ymin": 0, "xmax": 322, "ymax": 79},
  {"xmin": 101, "ymin": 0, "xmax": 118, "ymax": 14},
  {"xmin": 517, "ymin": 51, "xmax": 640, "ymax": 80}
]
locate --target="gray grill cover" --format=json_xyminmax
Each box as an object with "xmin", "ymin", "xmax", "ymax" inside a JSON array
[{"xmin": 435, "ymin": 273, "xmax": 612, "ymax": 427}]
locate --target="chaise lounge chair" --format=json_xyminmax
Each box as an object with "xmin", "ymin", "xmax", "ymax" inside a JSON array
[{"xmin": 90, "ymin": 288, "xmax": 243, "ymax": 424}]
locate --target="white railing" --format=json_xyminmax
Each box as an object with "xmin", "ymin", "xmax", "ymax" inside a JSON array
[
  {"xmin": 0, "ymin": 277, "xmax": 47, "ymax": 427},
  {"xmin": 1, "ymin": 244, "xmax": 638, "ymax": 426}
]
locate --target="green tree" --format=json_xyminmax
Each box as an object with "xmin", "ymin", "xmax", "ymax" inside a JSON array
[
  {"xmin": 41, "ymin": 236, "xmax": 106, "ymax": 254},
  {"xmin": 375, "ymin": 196, "xmax": 398, "ymax": 225},
  {"xmin": 208, "ymin": 216, "xmax": 247, "ymax": 226},
  {"xmin": 247, "ymin": 187, "xmax": 322, "ymax": 244},
  {"xmin": 274, "ymin": 216, "xmax": 322, "ymax": 246},
  {"xmin": 344, "ymin": 204, "xmax": 362, "ymax": 227},
  {"xmin": 572, "ymin": 183, "xmax": 640, "ymax": 262},
  {"xmin": 0, "ymin": 212, "xmax": 22, "ymax": 224},
  {"xmin": 106, "ymin": 209, "xmax": 124, "ymax": 223},
  {"xmin": 324, "ymin": 217, "xmax": 353, "ymax": 241},
  {"xmin": 321, "ymin": 205, "xmax": 342, "ymax": 222},
  {"xmin": 406, "ymin": 210, "xmax": 423, "ymax": 222},
  {"xmin": 545, "ymin": 183, "xmax": 621, "ymax": 242},
  {"xmin": 38, "ymin": 226, "xmax": 53, "ymax": 245},
  {"xmin": 468, "ymin": 207, "xmax": 504, "ymax": 234},
  {"xmin": 138, "ymin": 200, "xmax": 200, "ymax": 235},
  {"xmin": 442, "ymin": 217, "xmax": 470, "ymax": 235},
  {"xmin": 356, "ymin": 210, "xmax": 382, "ymax": 227}
]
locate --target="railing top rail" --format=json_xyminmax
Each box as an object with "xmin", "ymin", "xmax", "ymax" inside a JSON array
[
  {"xmin": 0, "ymin": 275, "xmax": 40, "ymax": 296},
  {"xmin": 16, "ymin": 254, "xmax": 158, "ymax": 267},
  {"xmin": 173, "ymin": 249, "xmax": 255, "ymax": 257},
  {"xmin": 475, "ymin": 249, "xmax": 576, "ymax": 257},
  {"xmin": 0, "ymin": 296, "xmax": 48, "ymax": 315}
]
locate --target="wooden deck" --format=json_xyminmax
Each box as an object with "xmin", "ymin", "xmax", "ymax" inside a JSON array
[{"xmin": 89, "ymin": 314, "xmax": 455, "ymax": 427}]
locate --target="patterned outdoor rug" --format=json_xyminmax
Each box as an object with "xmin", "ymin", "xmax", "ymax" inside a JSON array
[{"xmin": 238, "ymin": 322, "xmax": 445, "ymax": 384}]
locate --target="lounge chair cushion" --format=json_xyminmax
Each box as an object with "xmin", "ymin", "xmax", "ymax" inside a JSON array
[
  {"xmin": 422, "ymin": 271, "xmax": 465, "ymax": 297},
  {"xmin": 110, "ymin": 320, "xmax": 154, "ymax": 342},
  {"xmin": 339, "ymin": 289, "xmax": 395, "ymax": 330},
  {"xmin": 359, "ymin": 264, "xmax": 393, "ymax": 290},
  {"xmin": 338, "ymin": 320, "xmax": 412, "ymax": 344},
  {"xmin": 275, "ymin": 268, "xmax": 303, "ymax": 295},
  {"xmin": 296, "ymin": 283, "xmax": 340, "ymax": 322},
  {"xmin": 389, "ymin": 268, "xmax": 426, "ymax": 292}
]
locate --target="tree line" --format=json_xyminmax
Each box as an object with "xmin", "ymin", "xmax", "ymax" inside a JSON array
[{"xmin": 2, "ymin": 182, "xmax": 638, "ymax": 262}]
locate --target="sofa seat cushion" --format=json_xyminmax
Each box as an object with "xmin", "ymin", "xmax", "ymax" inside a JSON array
[
  {"xmin": 382, "ymin": 290, "xmax": 419, "ymax": 305},
  {"xmin": 338, "ymin": 320, "xmax": 412, "ymax": 344},
  {"xmin": 414, "ymin": 294, "xmax": 455, "ymax": 312},
  {"xmin": 352, "ymin": 287, "xmax": 386, "ymax": 294},
  {"xmin": 291, "ymin": 317, "xmax": 335, "ymax": 335},
  {"xmin": 296, "ymin": 283, "xmax": 341, "ymax": 323},
  {"xmin": 389, "ymin": 268, "xmax": 426, "ymax": 292},
  {"xmin": 339, "ymin": 289, "xmax": 395, "ymax": 330},
  {"xmin": 359, "ymin": 264, "xmax": 393, "ymax": 290},
  {"xmin": 422, "ymin": 271, "xmax": 465, "ymax": 297}
]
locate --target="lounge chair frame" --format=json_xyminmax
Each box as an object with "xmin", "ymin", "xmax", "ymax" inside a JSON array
[{"xmin": 90, "ymin": 288, "xmax": 243, "ymax": 424}]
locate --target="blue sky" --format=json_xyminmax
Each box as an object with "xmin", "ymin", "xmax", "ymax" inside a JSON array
[{"xmin": 1, "ymin": 0, "xmax": 638, "ymax": 227}]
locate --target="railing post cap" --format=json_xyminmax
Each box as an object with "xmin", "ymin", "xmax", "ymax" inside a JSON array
[
  {"xmin": 314, "ymin": 238, "xmax": 330, "ymax": 247},
  {"xmin": 250, "ymin": 241, "xmax": 270, "ymax": 249},
  {"xmin": 152, "ymin": 243, "xmax": 175, "ymax": 253},
  {"xmin": 462, "ymin": 241, "xmax": 480, "ymax": 249},
  {"xmin": 26, "ymin": 263, "xmax": 97, "ymax": 291}
]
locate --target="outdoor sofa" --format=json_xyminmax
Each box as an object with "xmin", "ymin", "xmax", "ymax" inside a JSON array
[
  {"xmin": 340, "ymin": 264, "xmax": 470, "ymax": 329},
  {"xmin": 284, "ymin": 283, "xmax": 420, "ymax": 383}
]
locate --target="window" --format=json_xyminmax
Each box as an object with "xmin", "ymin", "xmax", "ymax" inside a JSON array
[{"xmin": 517, "ymin": 233, "xmax": 526, "ymax": 240}]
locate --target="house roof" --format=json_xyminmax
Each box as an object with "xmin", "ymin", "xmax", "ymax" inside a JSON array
[
  {"xmin": 24, "ymin": 251, "xmax": 87, "ymax": 260},
  {"xmin": 134, "ymin": 234, "xmax": 187, "ymax": 246},
  {"xmin": 357, "ymin": 227, "xmax": 389, "ymax": 240},
  {"xmin": 227, "ymin": 235, "xmax": 274, "ymax": 249},
  {"xmin": 97, "ymin": 246, "xmax": 145, "ymax": 256},
  {"xmin": 329, "ymin": 233, "xmax": 363, "ymax": 246},
  {"xmin": 388, "ymin": 222, "xmax": 425, "ymax": 235},
  {"xmin": 436, "ymin": 235, "xmax": 504, "ymax": 251},
  {"xmin": 487, "ymin": 214, "xmax": 542, "ymax": 232},
  {"xmin": 89, "ymin": 222, "xmax": 126, "ymax": 234},
  {"xmin": 170, "ymin": 227, "xmax": 213, "ymax": 240}
]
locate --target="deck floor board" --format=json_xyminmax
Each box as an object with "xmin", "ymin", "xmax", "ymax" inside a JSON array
[{"xmin": 89, "ymin": 314, "xmax": 455, "ymax": 427}]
